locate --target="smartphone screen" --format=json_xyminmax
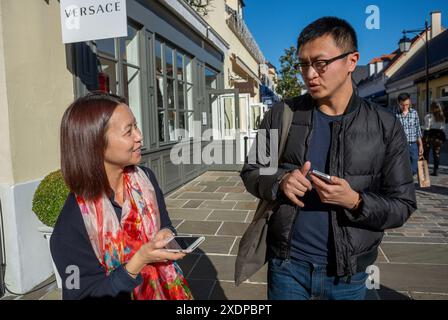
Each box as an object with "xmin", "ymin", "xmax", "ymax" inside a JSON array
[{"xmin": 165, "ymin": 236, "xmax": 204, "ymax": 252}]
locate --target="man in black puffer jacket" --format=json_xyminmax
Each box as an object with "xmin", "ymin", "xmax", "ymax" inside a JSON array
[{"xmin": 240, "ymin": 17, "xmax": 416, "ymax": 300}]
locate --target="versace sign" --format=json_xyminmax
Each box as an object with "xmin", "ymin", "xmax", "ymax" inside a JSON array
[{"xmin": 60, "ymin": 0, "xmax": 127, "ymax": 44}]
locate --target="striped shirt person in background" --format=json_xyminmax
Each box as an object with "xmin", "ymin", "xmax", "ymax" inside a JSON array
[{"xmin": 395, "ymin": 92, "xmax": 423, "ymax": 176}]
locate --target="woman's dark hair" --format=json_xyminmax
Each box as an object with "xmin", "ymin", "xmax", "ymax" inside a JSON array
[
  {"xmin": 297, "ymin": 16, "xmax": 358, "ymax": 53},
  {"xmin": 60, "ymin": 91, "xmax": 127, "ymax": 200},
  {"xmin": 430, "ymin": 101, "xmax": 446, "ymax": 123}
]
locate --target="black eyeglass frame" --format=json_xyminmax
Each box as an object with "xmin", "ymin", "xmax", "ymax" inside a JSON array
[{"xmin": 295, "ymin": 51, "xmax": 357, "ymax": 73}]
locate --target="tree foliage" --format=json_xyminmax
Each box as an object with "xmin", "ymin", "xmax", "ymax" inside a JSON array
[
  {"xmin": 184, "ymin": 0, "xmax": 213, "ymax": 16},
  {"xmin": 275, "ymin": 46, "xmax": 304, "ymax": 99}
]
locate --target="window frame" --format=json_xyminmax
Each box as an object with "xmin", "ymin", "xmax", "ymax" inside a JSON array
[{"xmin": 154, "ymin": 36, "xmax": 195, "ymax": 145}]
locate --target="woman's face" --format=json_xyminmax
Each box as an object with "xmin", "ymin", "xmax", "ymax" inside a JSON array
[{"xmin": 104, "ymin": 104, "xmax": 143, "ymax": 169}]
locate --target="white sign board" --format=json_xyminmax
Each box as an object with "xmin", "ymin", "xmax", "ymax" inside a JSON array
[{"xmin": 60, "ymin": 0, "xmax": 127, "ymax": 44}]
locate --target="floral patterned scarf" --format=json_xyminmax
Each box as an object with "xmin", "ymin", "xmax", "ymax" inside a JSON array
[{"xmin": 76, "ymin": 166, "xmax": 193, "ymax": 300}]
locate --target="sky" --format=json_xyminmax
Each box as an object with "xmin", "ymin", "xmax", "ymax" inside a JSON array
[{"xmin": 242, "ymin": 0, "xmax": 448, "ymax": 69}]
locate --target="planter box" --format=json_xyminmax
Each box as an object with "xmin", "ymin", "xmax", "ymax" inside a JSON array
[{"xmin": 38, "ymin": 227, "xmax": 62, "ymax": 289}]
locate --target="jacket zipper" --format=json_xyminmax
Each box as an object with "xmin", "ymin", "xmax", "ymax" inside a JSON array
[{"xmin": 338, "ymin": 118, "xmax": 354, "ymax": 279}]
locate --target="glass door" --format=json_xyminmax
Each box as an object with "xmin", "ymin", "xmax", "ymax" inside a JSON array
[{"xmin": 208, "ymin": 89, "xmax": 240, "ymax": 140}]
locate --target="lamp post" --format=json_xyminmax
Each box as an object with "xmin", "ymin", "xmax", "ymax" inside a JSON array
[{"xmin": 398, "ymin": 20, "xmax": 430, "ymax": 113}]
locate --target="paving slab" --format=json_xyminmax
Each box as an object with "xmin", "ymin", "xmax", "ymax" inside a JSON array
[
  {"xmin": 223, "ymin": 193, "xmax": 257, "ymax": 201},
  {"xmin": 186, "ymin": 279, "xmax": 216, "ymax": 300},
  {"xmin": 188, "ymin": 255, "xmax": 236, "ymax": 282},
  {"xmin": 177, "ymin": 192, "xmax": 226, "ymax": 200},
  {"xmin": 168, "ymin": 208, "xmax": 212, "ymax": 221},
  {"xmin": 197, "ymin": 236, "xmax": 237, "ymax": 255},
  {"xmin": 375, "ymin": 263, "xmax": 448, "ymax": 293},
  {"xmin": 182, "ymin": 200, "xmax": 204, "ymax": 208},
  {"xmin": 165, "ymin": 199, "xmax": 188, "ymax": 208},
  {"xmin": 177, "ymin": 253, "xmax": 202, "ymax": 277},
  {"xmin": 409, "ymin": 292, "xmax": 448, "ymax": 300},
  {"xmin": 177, "ymin": 220, "xmax": 223, "ymax": 235},
  {"xmin": 234, "ymin": 201, "xmax": 259, "ymax": 210},
  {"xmin": 380, "ymin": 243, "xmax": 448, "ymax": 264},
  {"xmin": 217, "ymin": 222, "xmax": 250, "ymax": 236},
  {"xmin": 206, "ymin": 210, "xmax": 248, "ymax": 222},
  {"xmin": 216, "ymin": 186, "xmax": 247, "ymax": 193},
  {"xmin": 199, "ymin": 200, "xmax": 237, "ymax": 209}
]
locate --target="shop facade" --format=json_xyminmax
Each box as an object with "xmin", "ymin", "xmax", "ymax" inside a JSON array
[{"xmin": 0, "ymin": 0, "xmax": 232, "ymax": 294}]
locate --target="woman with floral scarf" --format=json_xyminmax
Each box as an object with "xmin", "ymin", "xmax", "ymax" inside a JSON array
[{"xmin": 50, "ymin": 92, "xmax": 193, "ymax": 300}]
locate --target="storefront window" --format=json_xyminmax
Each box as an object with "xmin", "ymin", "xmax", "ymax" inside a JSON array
[
  {"xmin": 178, "ymin": 82, "xmax": 185, "ymax": 109},
  {"xmin": 155, "ymin": 37, "xmax": 195, "ymax": 142},
  {"xmin": 156, "ymin": 75, "xmax": 164, "ymax": 108},
  {"xmin": 177, "ymin": 52, "xmax": 184, "ymax": 81},
  {"xmin": 186, "ymin": 84, "xmax": 193, "ymax": 111},
  {"xmin": 98, "ymin": 57, "xmax": 118, "ymax": 94},
  {"xmin": 185, "ymin": 57, "xmax": 193, "ymax": 83},
  {"xmin": 96, "ymin": 38, "xmax": 115, "ymax": 58},
  {"xmin": 224, "ymin": 97, "xmax": 235, "ymax": 136},
  {"xmin": 168, "ymin": 110, "xmax": 177, "ymax": 141},
  {"xmin": 158, "ymin": 111, "xmax": 166, "ymax": 142},
  {"xmin": 167, "ymin": 78, "xmax": 175, "ymax": 109},
  {"xmin": 165, "ymin": 46, "xmax": 174, "ymax": 78},
  {"xmin": 121, "ymin": 24, "xmax": 139, "ymax": 66},
  {"xmin": 239, "ymin": 97, "xmax": 248, "ymax": 132},
  {"xmin": 155, "ymin": 40, "xmax": 163, "ymax": 74},
  {"xmin": 205, "ymin": 67, "xmax": 217, "ymax": 89},
  {"xmin": 93, "ymin": 22, "xmax": 143, "ymax": 132},
  {"xmin": 251, "ymin": 105, "xmax": 261, "ymax": 130},
  {"xmin": 123, "ymin": 65, "xmax": 141, "ymax": 129}
]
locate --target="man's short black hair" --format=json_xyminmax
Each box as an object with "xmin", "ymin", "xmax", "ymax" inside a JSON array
[
  {"xmin": 297, "ymin": 17, "xmax": 358, "ymax": 53},
  {"xmin": 397, "ymin": 92, "xmax": 411, "ymax": 102}
]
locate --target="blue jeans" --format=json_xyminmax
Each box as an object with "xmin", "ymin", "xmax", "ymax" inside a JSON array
[
  {"xmin": 268, "ymin": 257, "xmax": 368, "ymax": 300},
  {"xmin": 409, "ymin": 142, "xmax": 419, "ymax": 175}
]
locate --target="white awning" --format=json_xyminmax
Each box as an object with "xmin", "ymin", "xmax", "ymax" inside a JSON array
[{"xmin": 232, "ymin": 54, "xmax": 261, "ymax": 84}]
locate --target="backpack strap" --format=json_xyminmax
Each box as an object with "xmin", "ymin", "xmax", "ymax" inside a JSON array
[{"xmin": 278, "ymin": 102, "xmax": 293, "ymax": 160}]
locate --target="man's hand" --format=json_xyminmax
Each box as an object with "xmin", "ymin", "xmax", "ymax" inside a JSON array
[
  {"xmin": 310, "ymin": 175, "xmax": 359, "ymax": 209},
  {"xmin": 418, "ymin": 145, "xmax": 424, "ymax": 156},
  {"xmin": 279, "ymin": 161, "xmax": 312, "ymax": 207},
  {"xmin": 418, "ymin": 138, "xmax": 424, "ymax": 156}
]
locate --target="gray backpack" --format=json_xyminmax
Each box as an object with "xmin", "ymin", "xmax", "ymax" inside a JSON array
[{"xmin": 235, "ymin": 102, "xmax": 293, "ymax": 286}]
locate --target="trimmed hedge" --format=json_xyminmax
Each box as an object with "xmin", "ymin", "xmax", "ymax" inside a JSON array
[{"xmin": 32, "ymin": 170, "xmax": 69, "ymax": 228}]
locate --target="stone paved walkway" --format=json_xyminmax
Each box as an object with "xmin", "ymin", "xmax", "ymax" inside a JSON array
[{"xmin": 3, "ymin": 167, "xmax": 448, "ymax": 300}]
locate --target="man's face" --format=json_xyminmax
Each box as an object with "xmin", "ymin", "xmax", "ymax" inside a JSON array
[
  {"xmin": 398, "ymin": 99, "xmax": 411, "ymax": 112},
  {"xmin": 298, "ymin": 34, "xmax": 358, "ymax": 100}
]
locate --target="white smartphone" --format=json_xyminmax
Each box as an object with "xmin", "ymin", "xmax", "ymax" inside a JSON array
[
  {"xmin": 164, "ymin": 236, "xmax": 205, "ymax": 253},
  {"xmin": 310, "ymin": 169, "xmax": 333, "ymax": 184}
]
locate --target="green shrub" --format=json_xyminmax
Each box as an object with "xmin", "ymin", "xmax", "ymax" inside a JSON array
[{"xmin": 32, "ymin": 170, "xmax": 69, "ymax": 228}]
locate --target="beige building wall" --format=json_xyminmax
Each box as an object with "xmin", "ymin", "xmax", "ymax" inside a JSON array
[
  {"xmin": 0, "ymin": 2, "xmax": 14, "ymax": 185},
  {"xmin": 204, "ymin": 0, "xmax": 260, "ymax": 100},
  {"xmin": 0, "ymin": 0, "xmax": 74, "ymax": 184}
]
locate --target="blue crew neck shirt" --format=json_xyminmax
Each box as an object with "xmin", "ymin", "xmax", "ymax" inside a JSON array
[{"xmin": 290, "ymin": 108, "xmax": 342, "ymax": 266}]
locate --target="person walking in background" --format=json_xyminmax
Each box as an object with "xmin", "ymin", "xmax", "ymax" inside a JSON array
[
  {"xmin": 51, "ymin": 92, "xmax": 192, "ymax": 300},
  {"xmin": 395, "ymin": 93, "xmax": 424, "ymax": 176},
  {"xmin": 422, "ymin": 101, "xmax": 446, "ymax": 176}
]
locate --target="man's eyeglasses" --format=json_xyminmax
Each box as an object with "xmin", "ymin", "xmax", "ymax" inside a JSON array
[{"xmin": 295, "ymin": 51, "xmax": 356, "ymax": 74}]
